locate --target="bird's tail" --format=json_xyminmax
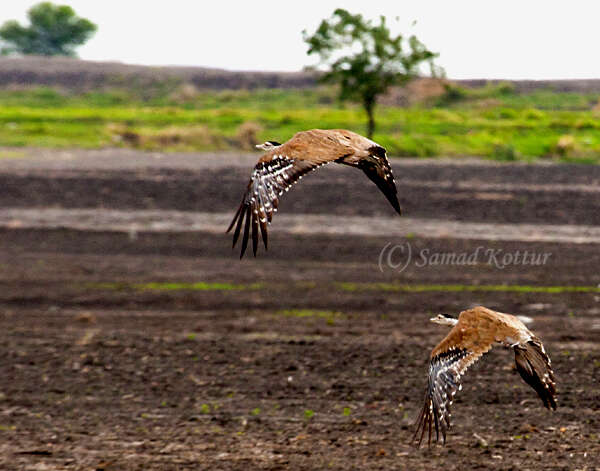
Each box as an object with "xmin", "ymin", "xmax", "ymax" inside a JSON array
[{"xmin": 514, "ymin": 339, "xmax": 557, "ymax": 410}]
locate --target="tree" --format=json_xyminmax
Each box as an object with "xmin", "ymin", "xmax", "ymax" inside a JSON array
[
  {"xmin": 304, "ymin": 9, "xmax": 440, "ymax": 138},
  {"xmin": 0, "ymin": 2, "xmax": 97, "ymax": 57}
]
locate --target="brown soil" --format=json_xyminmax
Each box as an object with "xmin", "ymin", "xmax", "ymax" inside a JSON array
[{"xmin": 0, "ymin": 150, "xmax": 598, "ymax": 470}]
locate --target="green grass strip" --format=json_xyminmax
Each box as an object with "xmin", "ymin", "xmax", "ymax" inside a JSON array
[
  {"xmin": 90, "ymin": 281, "xmax": 263, "ymax": 291},
  {"xmin": 335, "ymin": 282, "xmax": 600, "ymax": 294},
  {"xmin": 88, "ymin": 281, "xmax": 600, "ymax": 294},
  {"xmin": 277, "ymin": 309, "xmax": 344, "ymax": 319}
]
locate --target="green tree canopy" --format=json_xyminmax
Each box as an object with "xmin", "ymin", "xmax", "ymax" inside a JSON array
[
  {"xmin": 0, "ymin": 2, "xmax": 97, "ymax": 57},
  {"xmin": 304, "ymin": 9, "xmax": 441, "ymax": 138}
]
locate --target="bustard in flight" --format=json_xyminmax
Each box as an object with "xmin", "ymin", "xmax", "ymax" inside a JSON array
[
  {"xmin": 227, "ymin": 129, "xmax": 401, "ymax": 258},
  {"xmin": 414, "ymin": 306, "xmax": 557, "ymax": 447}
]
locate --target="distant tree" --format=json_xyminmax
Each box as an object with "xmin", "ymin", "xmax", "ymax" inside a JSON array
[
  {"xmin": 304, "ymin": 9, "xmax": 441, "ymax": 138},
  {"xmin": 0, "ymin": 2, "xmax": 97, "ymax": 57}
]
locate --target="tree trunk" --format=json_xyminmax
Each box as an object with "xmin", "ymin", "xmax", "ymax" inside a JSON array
[{"xmin": 364, "ymin": 99, "xmax": 376, "ymax": 139}]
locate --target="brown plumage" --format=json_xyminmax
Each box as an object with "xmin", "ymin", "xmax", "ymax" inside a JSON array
[
  {"xmin": 413, "ymin": 306, "xmax": 557, "ymax": 447},
  {"xmin": 227, "ymin": 129, "xmax": 401, "ymax": 258}
]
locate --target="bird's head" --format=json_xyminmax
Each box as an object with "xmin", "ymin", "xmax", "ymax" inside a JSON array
[
  {"xmin": 430, "ymin": 313, "xmax": 458, "ymax": 326},
  {"xmin": 255, "ymin": 140, "xmax": 282, "ymax": 151}
]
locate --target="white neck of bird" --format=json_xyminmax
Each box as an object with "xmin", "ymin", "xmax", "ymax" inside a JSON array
[{"xmin": 430, "ymin": 315, "xmax": 459, "ymax": 326}]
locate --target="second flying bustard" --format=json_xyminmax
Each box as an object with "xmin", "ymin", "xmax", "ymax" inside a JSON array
[
  {"xmin": 227, "ymin": 129, "xmax": 401, "ymax": 258},
  {"xmin": 414, "ymin": 306, "xmax": 557, "ymax": 447}
]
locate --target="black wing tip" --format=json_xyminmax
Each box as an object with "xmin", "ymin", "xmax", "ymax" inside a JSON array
[
  {"xmin": 382, "ymin": 184, "xmax": 402, "ymax": 215},
  {"xmin": 539, "ymin": 381, "xmax": 558, "ymax": 411},
  {"xmin": 391, "ymin": 195, "xmax": 402, "ymax": 215},
  {"xmin": 231, "ymin": 202, "xmax": 270, "ymax": 259},
  {"xmin": 381, "ymin": 189, "xmax": 402, "ymax": 215},
  {"xmin": 251, "ymin": 211, "xmax": 259, "ymax": 257},
  {"xmin": 230, "ymin": 202, "xmax": 247, "ymax": 251},
  {"xmin": 535, "ymin": 386, "xmax": 557, "ymax": 411},
  {"xmin": 239, "ymin": 205, "xmax": 252, "ymax": 258},
  {"xmin": 412, "ymin": 399, "xmax": 447, "ymax": 448},
  {"xmin": 359, "ymin": 162, "xmax": 402, "ymax": 216},
  {"xmin": 514, "ymin": 341, "xmax": 558, "ymax": 411},
  {"xmin": 227, "ymin": 202, "xmax": 243, "ymax": 234},
  {"xmin": 412, "ymin": 402, "xmax": 428, "ymax": 448}
]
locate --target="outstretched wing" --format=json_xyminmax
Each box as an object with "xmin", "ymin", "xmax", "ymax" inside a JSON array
[
  {"xmin": 227, "ymin": 155, "xmax": 325, "ymax": 258},
  {"xmin": 227, "ymin": 129, "xmax": 402, "ymax": 258},
  {"xmin": 514, "ymin": 338, "xmax": 557, "ymax": 410},
  {"xmin": 358, "ymin": 146, "xmax": 401, "ymax": 215},
  {"xmin": 413, "ymin": 311, "xmax": 496, "ymax": 447},
  {"xmin": 413, "ymin": 344, "xmax": 491, "ymax": 447}
]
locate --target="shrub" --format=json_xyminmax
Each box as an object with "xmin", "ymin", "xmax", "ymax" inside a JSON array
[
  {"xmin": 236, "ymin": 121, "xmax": 263, "ymax": 150},
  {"xmin": 435, "ymin": 83, "xmax": 468, "ymax": 106},
  {"xmin": 491, "ymin": 143, "xmax": 519, "ymax": 161},
  {"xmin": 553, "ymin": 135, "xmax": 578, "ymax": 156}
]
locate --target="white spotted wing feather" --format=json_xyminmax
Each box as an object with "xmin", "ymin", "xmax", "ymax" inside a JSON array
[
  {"xmin": 227, "ymin": 129, "xmax": 402, "ymax": 258},
  {"xmin": 413, "ymin": 306, "xmax": 557, "ymax": 447}
]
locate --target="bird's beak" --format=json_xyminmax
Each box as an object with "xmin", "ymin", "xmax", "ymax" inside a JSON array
[{"xmin": 430, "ymin": 313, "xmax": 450, "ymax": 323}]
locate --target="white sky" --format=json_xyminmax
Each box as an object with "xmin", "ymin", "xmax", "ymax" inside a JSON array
[{"xmin": 2, "ymin": 1, "xmax": 600, "ymax": 79}]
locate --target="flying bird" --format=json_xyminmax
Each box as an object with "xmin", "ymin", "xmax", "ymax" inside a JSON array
[
  {"xmin": 227, "ymin": 129, "xmax": 401, "ymax": 258},
  {"xmin": 413, "ymin": 306, "xmax": 557, "ymax": 447}
]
